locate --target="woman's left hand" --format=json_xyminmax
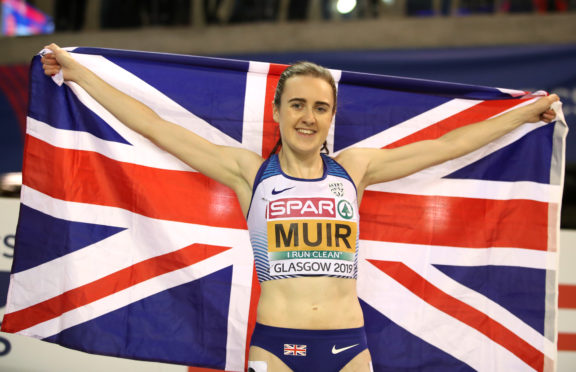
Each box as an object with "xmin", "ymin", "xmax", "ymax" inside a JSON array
[{"xmin": 524, "ymin": 94, "xmax": 559, "ymax": 124}]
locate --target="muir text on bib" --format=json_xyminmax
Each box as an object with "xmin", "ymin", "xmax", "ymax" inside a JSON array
[{"xmin": 267, "ymin": 219, "xmax": 357, "ymax": 277}]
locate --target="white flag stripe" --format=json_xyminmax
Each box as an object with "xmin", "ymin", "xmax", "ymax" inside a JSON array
[
  {"xmin": 64, "ymin": 77, "xmax": 165, "ymax": 151},
  {"xmin": 558, "ymin": 309, "xmax": 576, "ymax": 333},
  {"xmin": 17, "ymin": 247, "xmax": 242, "ymax": 339},
  {"xmin": 422, "ymin": 124, "xmax": 547, "ymax": 180},
  {"xmin": 334, "ymin": 99, "xmax": 482, "ymax": 153},
  {"xmin": 64, "ymin": 79, "xmax": 207, "ymax": 172},
  {"xmin": 26, "ymin": 117, "xmax": 194, "ymax": 171},
  {"xmin": 496, "ymin": 87, "xmax": 533, "ymax": 97},
  {"xmin": 361, "ymin": 240, "xmax": 556, "ymax": 270},
  {"xmin": 326, "ymin": 69, "xmax": 342, "ymax": 155},
  {"xmin": 72, "ymin": 53, "xmax": 243, "ymax": 147},
  {"xmin": 338, "ymin": 97, "xmax": 548, "ymax": 185},
  {"xmin": 358, "ymin": 262, "xmax": 532, "ymax": 372},
  {"xmin": 397, "ymin": 105, "xmax": 547, "ymax": 181},
  {"xmin": 63, "ymin": 56, "xmax": 205, "ymax": 167},
  {"xmin": 367, "ymin": 178, "xmax": 562, "ymax": 203},
  {"xmin": 329, "ymin": 69, "xmax": 343, "ymax": 85},
  {"xmin": 9, "ymin": 188, "xmax": 251, "ymax": 313},
  {"xmin": 20, "ymin": 164, "xmax": 254, "ymax": 370},
  {"xmin": 559, "ymin": 231, "xmax": 576, "ymax": 285},
  {"xmin": 242, "ymin": 62, "xmax": 269, "ymax": 155},
  {"xmin": 21, "ymin": 186, "xmax": 134, "ymax": 227},
  {"xmin": 362, "ymin": 244, "xmax": 555, "ymax": 357},
  {"xmin": 28, "ymin": 56, "xmax": 266, "ymax": 370},
  {"xmin": 225, "ymin": 237, "xmax": 256, "ymax": 371}
]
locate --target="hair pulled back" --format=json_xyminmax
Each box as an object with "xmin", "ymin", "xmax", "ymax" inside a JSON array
[
  {"xmin": 273, "ymin": 61, "xmax": 337, "ymax": 112},
  {"xmin": 269, "ymin": 61, "xmax": 336, "ymax": 157}
]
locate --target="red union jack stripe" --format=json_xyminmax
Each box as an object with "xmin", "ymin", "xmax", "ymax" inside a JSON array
[
  {"xmin": 0, "ymin": 64, "xmax": 29, "ymax": 132},
  {"xmin": 284, "ymin": 344, "xmax": 307, "ymax": 356},
  {"xmin": 558, "ymin": 284, "xmax": 576, "ymax": 352},
  {"xmin": 0, "ymin": 48, "xmax": 567, "ymax": 372}
]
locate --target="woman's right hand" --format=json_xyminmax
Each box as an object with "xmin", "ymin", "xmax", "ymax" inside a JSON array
[{"xmin": 40, "ymin": 43, "xmax": 83, "ymax": 82}]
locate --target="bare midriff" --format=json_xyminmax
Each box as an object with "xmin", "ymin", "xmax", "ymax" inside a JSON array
[{"xmin": 256, "ymin": 277, "xmax": 364, "ymax": 329}]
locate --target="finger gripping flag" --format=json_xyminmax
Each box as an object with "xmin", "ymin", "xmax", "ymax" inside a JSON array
[{"xmin": 1, "ymin": 47, "xmax": 567, "ymax": 372}]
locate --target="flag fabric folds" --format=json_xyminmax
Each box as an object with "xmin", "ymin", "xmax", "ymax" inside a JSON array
[{"xmin": 1, "ymin": 47, "xmax": 567, "ymax": 371}]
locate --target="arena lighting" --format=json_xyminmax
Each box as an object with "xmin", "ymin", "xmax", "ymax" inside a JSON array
[
  {"xmin": 1, "ymin": 0, "xmax": 54, "ymax": 36},
  {"xmin": 0, "ymin": 172, "xmax": 22, "ymax": 197},
  {"xmin": 336, "ymin": 0, "xmax": 357, "ymax": 14}
]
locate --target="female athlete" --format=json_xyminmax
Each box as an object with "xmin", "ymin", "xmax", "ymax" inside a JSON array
[{"xmin": 41, "ymin": 44, "xmax": 557, "ymax": 372}]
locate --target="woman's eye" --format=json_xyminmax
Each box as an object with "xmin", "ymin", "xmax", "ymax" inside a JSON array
[{"xmin": 291, "ymin": 103, "xmax": 302, "ymax": 109}]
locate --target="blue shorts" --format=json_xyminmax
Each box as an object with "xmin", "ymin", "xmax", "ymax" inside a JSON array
[{"xmin": 250, "ymin": 323, "xmax": 369, "ymax": 371}]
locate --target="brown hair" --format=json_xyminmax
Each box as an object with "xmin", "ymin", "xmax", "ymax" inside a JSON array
[
  {"xmin": 270, "ymin": 61, "xmax": 336, "ymax": 157},
  {"xmin": 273, "ymin": 61, "xmax": 337, "ymax": 112}
]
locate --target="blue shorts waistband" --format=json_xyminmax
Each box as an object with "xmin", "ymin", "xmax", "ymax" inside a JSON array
[{"xmin": 254, "ymin": 322, "xmax": 365, "ymax": 337}]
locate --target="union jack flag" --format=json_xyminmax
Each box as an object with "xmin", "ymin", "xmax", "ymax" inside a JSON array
[
  {"xmin": 284, "ymin": 344, "xmax": 307, "ymax": 356},
  {"xmin": 0, "ymin": 48, "xmax": 567, "ymax": 371}
]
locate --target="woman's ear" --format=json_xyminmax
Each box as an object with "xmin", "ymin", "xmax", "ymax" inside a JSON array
[{"xmin": 273, "ymin": 105, "xmax": 279, "ymax": 123}]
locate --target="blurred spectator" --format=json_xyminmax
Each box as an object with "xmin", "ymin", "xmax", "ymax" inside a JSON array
[
  {"xmin": 142, "ymin": 0, "xmax": 190, "ymax": 26},
  {"xmin": 502, "ymin": 0, "xmax": 569, "ymax": 12},
  {"xmin": 204, "ymin": 0, "xmax": 225, "ymax": 23},
  {"xmin": 54, "ymin": 0, "xmax": 87, "ymax": 31},
  {"xmin": 406, "ymin": 0, "xmax": 450, "ymax": 16},
  {"xmin": 101, "ymin": 0, "xmax": 144, "ymax": 28},
  {"xmin": 405, "ymin": 0, "xmax": 571, "ymax": 15},
  {"xmin": 533, "ymin": 0, "xmax": 569, "ymax": 12},
  {"xmin": 458, "ymin": 0, "xmax": 495, "ymax": 14},
  {"xmin": 288, "ymin": 0, "xmax": 308, "ymax": 20},
  {"xmin": 44, "ymin": 0, "xmax": 576, "ymax": 32},
  {"xmin": 229, "ymin": 0, "xmax": 279, "ymax": 23},
  {"xmin": 100, "ymin": 0, "xmax": 190, "ymax": 29}
]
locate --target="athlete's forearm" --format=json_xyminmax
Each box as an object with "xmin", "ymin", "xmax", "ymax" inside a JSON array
[
  {"xmin": 43, "ymin": 44, "xmax": 164, "ymax": 140},
  {"xmin": 353, "ymin": 95, "xmax": 558, "ymax": 186},
  {"xmin": 72, "ymin": 64, "xmax": 162, "ymax": 139},
  {"xmin": 438, "ymin": 95, "xmax": 558, "ymax": 157}
]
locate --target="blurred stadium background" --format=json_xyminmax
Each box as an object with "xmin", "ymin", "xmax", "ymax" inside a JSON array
[{"xmin": 0, "ymin": 1, "xmax": 575, "ymax": 371}]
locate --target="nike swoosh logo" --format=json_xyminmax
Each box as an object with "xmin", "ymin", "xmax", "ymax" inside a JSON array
[
  {"xmin": 271, "ymin": 186, "xmax": 294, "ymax": 195},
  {"xmin": 331, "ymin": 344, "xmax": 359, "ymax": 354}
]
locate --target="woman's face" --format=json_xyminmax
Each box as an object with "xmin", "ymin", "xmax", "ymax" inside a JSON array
[{"xmin": 273, "ymin": 75, "xmax": 335, "ymax": 156}]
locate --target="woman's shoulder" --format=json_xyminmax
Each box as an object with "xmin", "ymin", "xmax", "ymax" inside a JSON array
[
  {"xmin": 333, "ymin": 148, "xmax": 377, "ymax": 191},
  {"xmin": 333, "ymin": 148, "xmax": 375, "ymax": 171}
]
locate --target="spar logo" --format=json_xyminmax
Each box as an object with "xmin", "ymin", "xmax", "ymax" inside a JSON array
[
  {"xmin": 268, "ymin": 198, "xmax": 335, "ymax": 219},
  {"xmin": 337, "ymin": 200, "xmax": 353, "ymax": 220}
]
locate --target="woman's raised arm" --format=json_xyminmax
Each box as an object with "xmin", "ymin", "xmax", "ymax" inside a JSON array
[
  {"xmin": 337, "ymin": 94, "xmax": 559, "ymax": 194},
  {"xmin": 42, "ymin": 44, "xmax": 263, "ymax": 213}
]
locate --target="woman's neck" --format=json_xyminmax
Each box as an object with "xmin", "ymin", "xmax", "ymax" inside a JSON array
[{"xmin": 278, "ymin": 149, "xmax": 324, "ymax": 179}]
